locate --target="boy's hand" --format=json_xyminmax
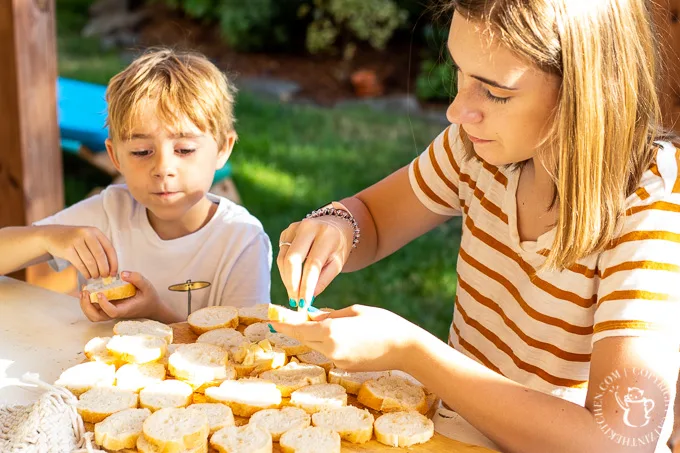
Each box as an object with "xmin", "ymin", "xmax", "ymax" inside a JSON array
[
  {"xmin": 42, "ymin": 225, "xmax": 118, "ymax": 279},
  {"xmin": 79, "ymin": 271, "xmax": 182, "ymax": 324}
]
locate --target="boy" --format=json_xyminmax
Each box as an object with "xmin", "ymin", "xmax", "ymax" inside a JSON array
[{"xmin": 0, "ymin": 49, "xmax": 272, "ymax": 323}]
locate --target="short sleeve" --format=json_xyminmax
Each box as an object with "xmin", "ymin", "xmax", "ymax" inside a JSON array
[{"xmin": 408, "ymin": 125, "xmax": 464, "ymax": 216}]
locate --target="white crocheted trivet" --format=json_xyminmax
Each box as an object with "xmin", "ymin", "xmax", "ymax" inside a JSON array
[{"xmin": 0, "ymin": 373, "xmax": 103, "ymax": 453}]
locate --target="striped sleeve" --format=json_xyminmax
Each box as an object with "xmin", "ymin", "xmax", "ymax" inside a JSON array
[
  {"xmin": 408, "ymin": 125, "xmax": 464, "ymax": 216},
  {"xmin": 594, "ymin": 147, "xmax": 680, "ymax": 344}
]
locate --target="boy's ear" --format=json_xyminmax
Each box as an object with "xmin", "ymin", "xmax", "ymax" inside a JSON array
[
  {"xmin": 105, "ymin": 139, "xmax": 122, "ymax": 172},
  {"xmin": 216, "ymin": 130, "xmax": 237, "ymax": 169}
]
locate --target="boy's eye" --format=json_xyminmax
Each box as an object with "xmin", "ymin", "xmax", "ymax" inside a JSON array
[
  {"xmin": 177, "ymin": 149, "xmax": 195, "ymax": 155},
  {"xmin": 131, "ymin": 150, "xmax": 150, "ymax": 157}
]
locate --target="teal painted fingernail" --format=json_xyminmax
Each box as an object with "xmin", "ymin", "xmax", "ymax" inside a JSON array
[
  {"xmin": 308, "ymin": 306, "xmax": 320, "ymax": 313},
  {"xmin": 299, "ymin": 299, "xmax": 305, "ymax": 309},
  {"xmin": 268, "ymin": 323, "xmax": 277, "ymax": 333},
  {"xmin": 289, "ymin": 298, "xmax": 296, "ymax": 308},
  {"xmin": 311, "ymin": 296, "xmax": 315, "ymax": 306}
]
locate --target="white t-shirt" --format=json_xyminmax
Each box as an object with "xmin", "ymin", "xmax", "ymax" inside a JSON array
[{"xmin": 35, "ymin": 185, "xmax": 272, "ymax": 317}]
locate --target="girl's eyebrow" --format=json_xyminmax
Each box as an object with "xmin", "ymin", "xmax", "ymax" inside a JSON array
[{"xmin": 450, "ymin": 52, "xmax": 519, "ymax": 91}]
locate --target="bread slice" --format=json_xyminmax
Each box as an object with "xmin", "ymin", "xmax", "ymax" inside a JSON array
[
  {"xmin": 86, "ymin": 275, "xmax": 136, "ymax": 303},
  {"xmin": 328, "ymin": 369, "xmax": 390, "ymax": 395},
  {"xmin": 142, "ymin": 407, "xmax": 209, "ymax": 453},
  {"xmin": 55, "ymin": 361, "xmax": 116, "ymax": 397},
  {"xmin": 289, "ymin": 384, "xmax": 347, "ymax": 414},
  {"xmin": 249, "ymin": 407, "xmax": 310, "ymax": 442},
  {"xmin": 114, "ymin": 320, "xmax": 174, "ymax": 344},
  {"xmin": 237, "ymin": 304, "xmax": 270, "ymax": 325},
  {"xmin": 159, "ymin": 343, "xmax": 179, "ymax": 368},
  {"xmin": 357, "ymin": 376, "xmax": 428, "ymax": 414},
  {"xmin": 84, "ymin": 336, "xmax": 124, "ymax": 368},
  {"xmin": 107, "ymin": 334, "xmax": 167, "ymax": 364},
  {"xmin": 264, "ymin": 333, "xmax": 310, "ymax": 356},
  {"xmin": 210, "ymin": 424, "xmax": 272, "ymax": 453},
  {"xmin": 243, "ymin": 323, "xmax": 270, "ymax": 343},
  {"xmin": 204, "ymin": 378, "xmax": 282, "ymax": 417},
  {"xmin": 137, "ymin": 434, "xmax": 207, "ymax": 453},
  {"xmin": 231, "ymin": 340, "xmax": 286, "ymax": 378},
  {"xmin": 279, "ymin": 427, "xmax": 340, "ymax": 453},
  {"xmin": 374, "ymin": 411, "xmax": 434, "ymax": 447},
  {"xmin": 187, "ymin": 306, "xmax": 239, "ymax": 335},
  {"xmin": 115, "ymin": 362, "xmax": 166, "ymax": 393},
  {"xmin": 295, "ymin": 351, "xmax": 333, "ymax": 373},
  {"xmin": 311, "ymin": 406, "xmax": 374, "ymax": 444},
  {"xmin": 258, "ymin": 363, "xmax": 327, "ymax": 397},
  {"xmin": 267, "ymin": 304, "xmax": 310, "ymax": 324},
  {"xmin": 196, "ymin": 328, "xmax": 248, "ymax": 355},
  {"xmin": 168, "ymin": 343, "xmax": 233, "ymax": 385},
  {"xmin": 94, "ymin": 407, "xmax": 151, "ymax": 450},
  {"xmin": 77, "ymin": 387, "xmax": 139, "ymax": 423},
  {"xmin": 139, "ymin": 380, "xmax": 193, "ymax": 412},
  {"xmin": 185, "ymin": 403, "xmax": 234, "ymax": 435}
]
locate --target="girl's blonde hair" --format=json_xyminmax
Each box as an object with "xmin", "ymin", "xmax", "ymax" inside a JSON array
[
  {"xmin": 106, "ymin": 48, "xmax": 237, "ymax": 150},
  {"xmin": 450, "ymin": 0, "xmax": 668, "ymax": 269}
]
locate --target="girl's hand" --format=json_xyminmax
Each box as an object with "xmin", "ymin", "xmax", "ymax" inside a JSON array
[
  {"xmin": 79, "ymin": 271, "xmax": 181, "ymax": 324},
  {"xmin": 270, "ymin": 305, "xmax": 419, "ymax": 372},
  {"xmin": 277, "ymin": 216, "xmax": 354, "ymax": 308}
]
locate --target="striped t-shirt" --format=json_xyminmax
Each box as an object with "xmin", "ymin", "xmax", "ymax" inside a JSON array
[{"xmin": 409, "ymin": 124, "xmax": 680, "ymax": 407}]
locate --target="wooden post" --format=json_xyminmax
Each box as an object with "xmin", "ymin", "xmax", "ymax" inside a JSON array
[{"xmin": 0, "ymin": 0, "xmax": 65, "ymax": 287}]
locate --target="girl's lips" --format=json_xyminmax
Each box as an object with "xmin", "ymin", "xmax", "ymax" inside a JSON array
[{"xmin": 467, "ymin": 134, "xmax": 492, "ymax": 144}]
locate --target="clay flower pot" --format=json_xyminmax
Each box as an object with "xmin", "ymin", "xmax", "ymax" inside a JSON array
[{"xmin": 350, "ymin": 69, "xmax": 384, "ymax": 98}]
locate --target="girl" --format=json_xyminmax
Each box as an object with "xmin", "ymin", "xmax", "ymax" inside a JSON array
[{"xmin": 274, "ymin": 1, "xmax": 680, "ymax": 452}]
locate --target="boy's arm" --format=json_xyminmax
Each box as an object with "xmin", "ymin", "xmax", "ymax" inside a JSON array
[
  {"xmin": 219, "ymin": 232, "xmax": 272, "ymax": 306},
  {"xmin": 0, "ymin": 225, "xmax": 118, "ymax": 279},
  {"xmin": 0, "ymin": 226, "xmax": 52, "ymax": 275}
]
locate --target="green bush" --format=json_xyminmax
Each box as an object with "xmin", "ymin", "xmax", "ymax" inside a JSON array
[
  {"xmin": 415, "ymin": 23, "xmax": 456, "ymax": 102},
  {"xmin": 302, "ymin": 0, "xmax": 408, "ymax": 57}
]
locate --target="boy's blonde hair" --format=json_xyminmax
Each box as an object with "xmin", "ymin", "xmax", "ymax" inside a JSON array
[
  {"xmin": 106, "ymin": 48, "xmax": 237, "ymax": 149},
  {"xmin": 450, "ymin": 0, "xmax": 668, "ymax": 269}
]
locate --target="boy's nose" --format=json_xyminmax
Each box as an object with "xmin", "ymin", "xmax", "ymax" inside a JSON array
[{"xmin": 152, "ymin": 152, "xmax": 178, "ymax": 178}]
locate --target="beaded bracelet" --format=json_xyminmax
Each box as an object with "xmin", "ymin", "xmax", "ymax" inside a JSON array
[{"xmin": 305, "ymin": 206, "xmax": 361, "ymax": 251}]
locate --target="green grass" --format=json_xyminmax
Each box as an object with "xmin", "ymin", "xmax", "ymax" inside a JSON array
[{"xmin": 56, "ymin": 0, "xmax": 461, "ymax": 341}]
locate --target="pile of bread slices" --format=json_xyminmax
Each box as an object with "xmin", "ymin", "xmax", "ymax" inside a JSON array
[{"xmin": 54, "ymin": 304, "xmax": 436, "ymax": 453}]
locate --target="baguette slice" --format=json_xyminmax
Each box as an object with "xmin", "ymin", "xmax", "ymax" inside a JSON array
[
  {"xmin": 311, "ymin": 406, "xmax": 374, "ymax": 444},
  {"xmin": 210, "ymin": 424, "xmax": 272, "ymax": 453},
  {"xmin": 107, "ymin": 334, "xmax": 167, "ymax": 364},
  {"xmin": 249, "ymin": 407, "xmax": 311, "ymax": 442},
  {"xmin": 264, "ymin": 332, "xmax": 310, "ymax": 356},
  {"xmin": 55, "ymin": 361, "xmax": 116, "ymax": 397},
  {"xmin": 187, "ymin": 306, "xmax": 239, "ymax": 335},
  {"xmin": 295, "ymin": 351, "xmax": 333, "ymax": 373},
  {"xmin": 94, "ymin": 407, "xmax": 151, "ymax": 450},
  {"xmin": 115, "ymin": 362, "xmax": 166, "ymax": 393},
  {"xmin": 357, "ymin": 376, "xmax": 428, "ymax": 414},
  {"xmin": 196, "ymin": 328, "xmax": 248, "ymax": 355},
  {"xmin": 86, "ymin": 275, "xmax": 136, "ymax": 303},
  {"xmin": 142, "ymin": 407, "xmax": 209, "ymax": 453},
  {"xmin": 139, "ymin": 380, "xmax": 193, "ymax": 412},
  {"xmin": 185, "ymin": 403, "xmax": 235, "ymax": 435},
  {"xmin": 77, "ymin": 387, "xmax": 139, "ymax": 423},
  {"xmin": 237, "ymin": 304, "xmax": 270, "ymax": 325},
  {"xmin": 137, "ymin": 434, "xmax": 207, "ymax": 453},
  {"xmin": 84, "ymin": 336, "xmax": 124, "ymax": 367},
  {"xmin": 258, "ymin": 362, "xmax": 327, "ymax": 397},
  {"xmin": 328, "ymin": 369, "xmax": 390, "ymax": 395},
  {"xmin": 243, "ymin": 323, "xmax": 270, "ymax": 343},
  {"xmin": 114, "ymin": 320, "xmax": 174, "ymax": 344},
  {"xmin": 279, "ymin": 427, "xmax": 340, "ymax": 453},
  {"xmin": 168, "ymin": 343, "xmax": 233, "ymax": 385},
  {"xmin": 231, "ymin": 340, "xmax": 286, "ymax": 378},
  {"xmin": 374, "ymin": 411, "xmax": 434, "ymax": 447},
  {"xmin": 289, "ymin": 384, "xmax": 347, "ymax": 414},
  {"xmin": 204, "ymin": 378, "xmax": 282, "ymax": 417}
]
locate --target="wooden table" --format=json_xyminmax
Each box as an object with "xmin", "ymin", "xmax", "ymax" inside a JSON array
[{"xmin": 0, "ymin": 276, "xmax": 115, "ymax": 405}]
